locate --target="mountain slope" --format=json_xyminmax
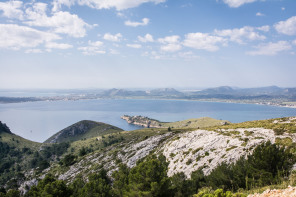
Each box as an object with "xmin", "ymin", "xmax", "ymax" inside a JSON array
[
  {"xmin": 0, "ymin": 121, "xmax": 40, "ymax": 150},
  {"xmin": 44, "ymin": 120, "xmax": 123, "ymax": 143},
  {"xmin": 1, "ymin": 117, "xmax": 295, "ymax": 195},
  {"xmin": 43, "ymin": 117, "xmax": 296, "ymax": 184}
]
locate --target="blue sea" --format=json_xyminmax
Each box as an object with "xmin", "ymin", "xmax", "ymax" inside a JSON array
[{"xmin": 0, "ymin": 99, "xmax": 296, "ymax": 142}]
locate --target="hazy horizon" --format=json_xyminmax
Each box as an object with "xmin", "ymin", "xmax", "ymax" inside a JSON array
[
  {"xmin": 1, "ymin": 0, "xmax": 296, "ymax": 89},
  {"xmin": 0, "ymin": 85, "xmax": 295, "ymax": 92}
]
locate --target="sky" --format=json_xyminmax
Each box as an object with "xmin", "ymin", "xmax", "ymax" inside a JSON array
[{"xmin": 0, "ymin": 0, "xmax": 296, "ymax": 89}]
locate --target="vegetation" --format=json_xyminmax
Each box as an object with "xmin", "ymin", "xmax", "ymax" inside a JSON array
[
  {"xmin": 1, "ymin": 117, "xmax": 296, "ymax": 196},
  {"xmin": 122, "ymin": 115, "xmax": 230, "ymax": 129},
  {"xmin": 0, "ymin": 140, "xmax": 293, "ymax": 197},
  {"xmin": 44, "ymin": 120, "xmax": 123, "ymax": 143},
  {"xmin": 211, "ymin": 117, "xmax": 296, "ymax": 134}
]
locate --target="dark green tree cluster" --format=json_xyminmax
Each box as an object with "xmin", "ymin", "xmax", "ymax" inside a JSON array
[
  {"xmin": 102, "ymin": 135, "xmax": 124, "ymax": 147},
  {"xmin": 29, "ymin": 142, "xmax": 70, "ymax": 174},
  {"xmin": 23, "ymin": 169, "xmax": 111, "ymax": 197},
  {"xmin": 0, "ymin": 141, "xmax": 26, "ymax": 188},
  {"xmin": 204, "ymin": 141, "xmax": 295, "ymax": 191}
]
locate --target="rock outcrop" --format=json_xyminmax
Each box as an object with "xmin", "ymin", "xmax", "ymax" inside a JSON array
[{"xmin": 162, "ymin": 127, "xmax": 296, "ymax": 178}]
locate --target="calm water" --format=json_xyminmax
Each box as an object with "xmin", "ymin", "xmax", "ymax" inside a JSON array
[{"xmin": 0, "ymin": 99, "xmax": 296, "ymax": 143}]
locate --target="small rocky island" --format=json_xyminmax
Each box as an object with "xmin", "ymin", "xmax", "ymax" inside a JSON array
[
  {"xmin": 121, "ymin": 115, "xmax": 163, "ymax": 128},
  {"xmin": 121, "ymin": 115, "xmax": 230, "ymax": 128}
]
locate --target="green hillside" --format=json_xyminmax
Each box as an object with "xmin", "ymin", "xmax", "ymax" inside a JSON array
[
  {"xmin": 122, "ymin": 115, "xmax": 229, "ymax": 128},
  {"xmin": 161, "ymin": 117, "xmax": 230, "ymax": 128},
  {"xmin": 0, "ymin": 121, "xmax": 40, "ymax": 150},
  {"xmin": 44, "ymin": 120, "xmax": 123, "ymax": 143}
]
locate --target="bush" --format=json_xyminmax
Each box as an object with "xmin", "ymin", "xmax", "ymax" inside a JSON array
[{"xmin": 61, "ymin": 154, "xmax": 76, "ymax": 166}]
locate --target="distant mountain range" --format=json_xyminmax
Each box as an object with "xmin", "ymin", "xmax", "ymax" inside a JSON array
[
  {"xmin": 97, "ymin": 86, "xmax": 296, "ymax": 98},
  {"xmin": 1, "ymin": 86, "xmax": 296, "ymax": 107}
]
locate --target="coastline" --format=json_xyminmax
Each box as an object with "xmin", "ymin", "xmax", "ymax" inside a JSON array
[{"xmin": 1, "ymin": 96, "xmax": 296, "ymax": 109}]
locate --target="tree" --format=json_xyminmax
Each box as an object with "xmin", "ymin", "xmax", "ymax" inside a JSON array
[
  {"xmin": 79, "ymin": 169, "xmax": 111, "ymax": 197},
  {"xmin": 112, "ymin": 164, "xmax": 130, "ymax": 197},
  {"xmin": 128, "ymin": 154, "xmax": 171, "ymax": 196},
  {"xmin": 61, "ymin": 154, "xmax": 76, "ymax": 166}
]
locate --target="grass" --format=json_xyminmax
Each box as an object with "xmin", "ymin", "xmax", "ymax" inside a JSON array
[
  {"xmin": 275, "ymin": 137, "xmax": 293, "ymax": 146},
  {"xmin": 44, "ymin": 120, "xmax": 123, "ymax": 143},
  {"xmin": 0, "ymin": 131, "xmax": 41, "ymax": 151},
  {"xmin": 209, "ymin": 117, "xmax": 296, "ymax": 134},
  {"xmin": 226, "ymin": 146, "xmax": 237, "ymax": 152},
  {"xmin": 161, "ymin": 117, "xmax": 230, "ymax": 129}
]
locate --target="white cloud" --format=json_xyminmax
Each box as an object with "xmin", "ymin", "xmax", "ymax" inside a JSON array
[
  {"xmin": 127, "ymin": 44, "xmax": 142, "ymax": 48},
  {"xmin": 45, "ymin": 42, "xmax": 73, "ymax": 49},
  {"xmin": 89, "ymin": 41, "xmax": 104, "ymax": 47},
  {"xmin": 160, "ymin": 44, "xmax": 182, "ymax": 52},
  {"xmin": 158, "ymin": 35, "xmax": 182, "ymax": 52},
  {"xmin": 103, "ymin": 33, "xmax": 122, "ymax": 42},
  {"xmin": 178, "ymin": 51, "xmax": 200, "ymax": 60},
  {"xmin": 116, "ymin": 12, "xmax": 125, "ymax": 18},
  {"xmin": 0, "ymin": 1, "xmax": 23, "ymax": 20},
  {"xmin": 274, "ymin": 16, "xmax": 296, "ymax": 36},
  {"xmin": 53, "ymin": 0, "xmax": 166, "ymax": 10},
  {"xmin": 25, "ymin": 49, "xmax": 43, "ymax": 54},
  {"xmin": 158, "ymin": 35, "xmax": 180, "ymax": 44},
  {"xmin": 78, "ymin": 40, "xmax": 105, "ymax": 55},
  {"xmin": 281, "ymin": 7, "xmax": 285, "ymax": 11},
  {"xmin": 256, "ymin": 12, "xmax": 264, "ymax": 16},
  {"xmin": 183, "ymin": 32, "xmax": 225, "ymax": 51},
  {"xmin": 292, "ymin": 40, "xmax": 296, "ymax": 45},
  {"xmin": 215, "ymin": 26, "xmax": 265, "ymax": 44},
  {"xmin": 25, "ymin": 3, "xmax": 89, "ymax": 38},
  {"xmin": 0, "ymin": 24, "xmax": 60, "ymax": 50},
  {"xmin": 257, "ymin": 25, "xmax": 270, "ymax": 32},
  {"xmin": 138, "ymin": 34, "xmax": 154, "ymax": 42},
  {"xmin": 247, "ymin": 41, "xmax": 292, "ymax": 56},
  {"xmin": 52, "ymin": 0, "xmax": 75, "ymax": 12},
  {"xmin": 125, "ymin": 18, "xmax": 149, "ymax": 27},
  {"xmin": 223, "ymin": 0, "xmax": 257, "ymax": 8}
]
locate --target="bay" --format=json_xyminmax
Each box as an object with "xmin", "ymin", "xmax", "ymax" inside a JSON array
[{"xmin": 0, "ymin": 99, "xmax": 296, "ymax": 143}]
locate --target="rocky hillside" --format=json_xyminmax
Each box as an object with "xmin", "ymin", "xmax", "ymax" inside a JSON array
[
  {"xmin": 162, "ymin": 127, "xmax": 295, "ymax": 178},
  {"xmin": 44, "ymin": 120, "xmax": 123, "ymax": 143},
  {"xmin": 46, "ymin": 117, "xmax": 295, "ymax": 184},
  {"xmin": 1, "ymin": 117, "xmax": 296, "ymax": 196}
]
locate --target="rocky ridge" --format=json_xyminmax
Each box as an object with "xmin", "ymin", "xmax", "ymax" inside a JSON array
[
  {"xmin": 162, "ymin": 128, "xmax": 296, "ymax": 178},
  {"xmin": 57, "ymin": 132, "xmax": 172, "ymax": 182}
]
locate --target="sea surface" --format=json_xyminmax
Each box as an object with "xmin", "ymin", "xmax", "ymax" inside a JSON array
[{"xmin": 0, "ymin": 99, "xmax": 296, "ymax": 143}]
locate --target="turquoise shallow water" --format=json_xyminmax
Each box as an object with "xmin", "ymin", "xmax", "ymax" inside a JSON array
[{"xmin": 0, "ymin": 99, "xmax": 296, "ymax": 142}]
